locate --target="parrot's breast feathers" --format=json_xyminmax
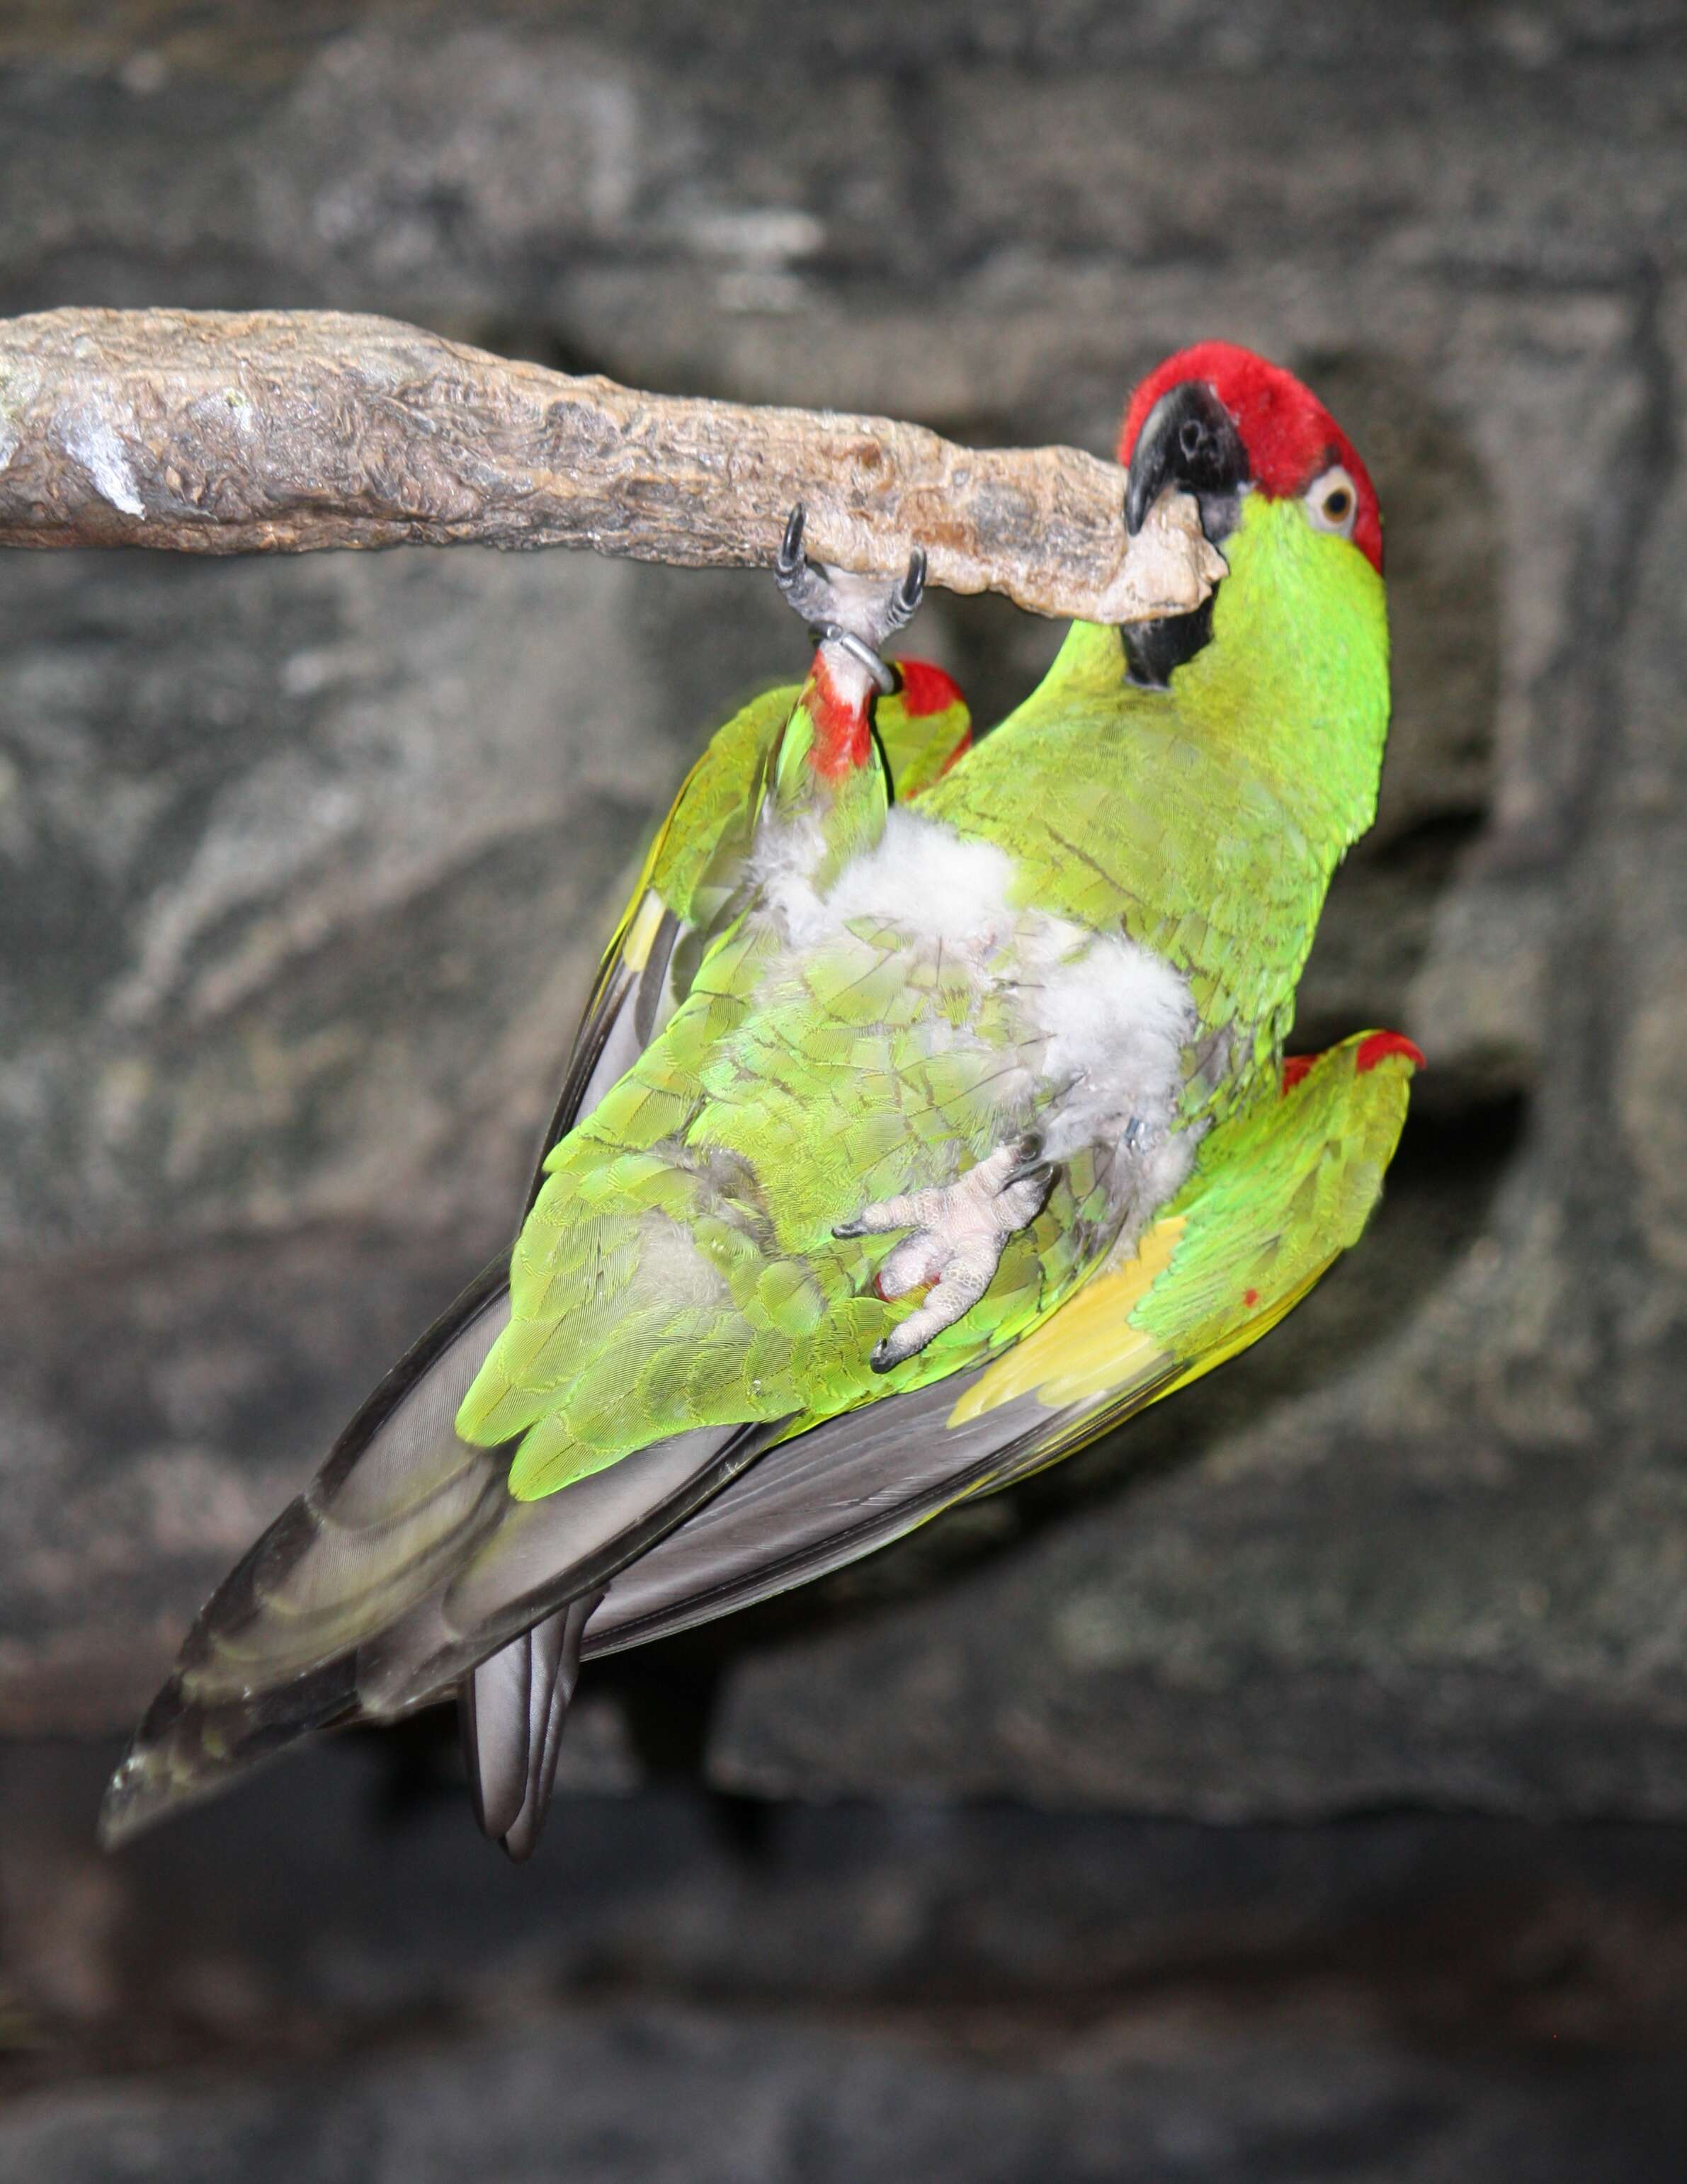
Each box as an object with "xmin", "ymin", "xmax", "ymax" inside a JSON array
[
  {"xmin": 750, "ymin": 804, "xmax": 1016, "ymax": 955},
  {"xmin": 727, "ymin": 801, "xmax": 1201, "ymax": 1236}
]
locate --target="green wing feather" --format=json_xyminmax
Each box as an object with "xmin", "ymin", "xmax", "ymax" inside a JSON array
[
  {"xmin": 583, "ymin": 1030, "xmax": 1420, "ymax": 1654},
  {"xmin": 952, "ymin": 1029, "xmax": 1419, "ymax": 1452},
  {"xmin": 458, "ymin": 894, "xmax": 1107, "ymax": 1497},
  {"xmin": 459, "ymin": 508, "xmax": 1391, "ymax": 1507},
  {"xmin": 97, "ymin": 662, "xmax": 972, "ymax": 1845},
  {"xmin": 601, "ymin": 667, "xmax": 969, "ymax": 1011},
  {"xmin": 530, "ymin": 668, "xmax": 972, "ymax": 1188}
]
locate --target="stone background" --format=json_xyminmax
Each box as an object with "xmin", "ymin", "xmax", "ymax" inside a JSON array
[{"xmin": 2, "ymin": 2, "xmax": 1686, "ymax": 2176}]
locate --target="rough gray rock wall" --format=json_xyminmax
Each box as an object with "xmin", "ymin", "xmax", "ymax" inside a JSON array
[
  {"xmin": 5, "ymin": 1737, "xmax": 1687, "ymax": 2181},
  {"xmin": 1, "ymin": 4, "xmax": 1685, "ymax": 1809},
  {"xmin": 5, "ymin": 9, "xmax": 1687, "ymax": 2178},
  {"xmin": 9, "ymin": 2006, "xmax": 1681, "ymax": 2184}
]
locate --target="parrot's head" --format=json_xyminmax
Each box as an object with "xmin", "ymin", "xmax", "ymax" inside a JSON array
[{"xmin": 1115, "ymin": 341, "xmax": 1382, "ymax": 690}]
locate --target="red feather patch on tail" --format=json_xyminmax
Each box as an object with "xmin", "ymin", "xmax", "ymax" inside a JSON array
[
  {"xmin": 1356, "ymin": 1031, "xmax": 1426, "ymax": 1075},
  {"xmin": 1283, "ymin": 1034, "xmax": 1424, "ymax": 1094}
]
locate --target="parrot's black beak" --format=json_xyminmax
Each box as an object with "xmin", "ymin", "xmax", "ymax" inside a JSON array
[
  {"xmin": 1119, "ymin": 379, "xmax": 1249, "ymax": 690},
  {"xmin": 1125, "ymin": 380, "xmax": 1250, "ymax": 545}
]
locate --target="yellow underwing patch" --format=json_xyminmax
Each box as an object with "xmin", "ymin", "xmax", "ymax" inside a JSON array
[
  {"xmin": 950, "ymin": 1213, "xmax": 1186, "ymax": 1423},
  {"xmin": 620, "ymin": 887, "xmax": 670, "ymax": 973}
]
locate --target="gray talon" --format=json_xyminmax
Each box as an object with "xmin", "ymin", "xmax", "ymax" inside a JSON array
[
  {"xmin": 773, "ymin": 509, "xmax": 929, "ymax": 683},
  {"xmin": 1000, "ymin": 1131, "xmax": 1051, "ymax": 1189},
  {"xmin": 776, "ymin": 504, "xmax": 839, "ymax": 630},
  {"xmin": 889, "ymin": 546, "xmax": 927, "ymax": 627},
  {"xmin": 776, "ymin": 504, "xmax": 807, "ymax": 583}
]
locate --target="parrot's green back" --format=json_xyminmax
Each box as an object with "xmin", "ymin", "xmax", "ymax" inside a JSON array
[
  {"xmin": 462, "ymin": 666, "xmax": 1103, "ymax": 1496},
  {"xmin": 923, "ymin": 491, "xmax": 1390, "ymax": 1124},
  {"xmin": 459, "ymin": 494, "xmax": 1391, "ymax": 1501}
]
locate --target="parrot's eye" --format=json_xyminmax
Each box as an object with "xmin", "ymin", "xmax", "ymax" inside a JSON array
[{"xmin": 1304, "ymin": 465, "xmax": 1359, "ymax": 540}]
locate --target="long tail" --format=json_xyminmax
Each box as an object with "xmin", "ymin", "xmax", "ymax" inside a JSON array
[
  {"xmin": 99, "ymin": 1261, "xmax": 756, "ymax": 1848},
  {"xmin": 460, "ymin": 1592, "xmax": 600, "ymax": 1861}
]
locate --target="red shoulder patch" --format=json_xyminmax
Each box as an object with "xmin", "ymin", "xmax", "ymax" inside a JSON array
[
  {"xmin": 1281, "ymin": 1053, "xmax": 1317, "ymax": 1093},
  {"xmin": 895, "ymin": 658, "xmax": 965, "ymax": 719},
  {"xmin": 1355, "ymin": 1031, "xmax": 1426, "ymax": 1075}
]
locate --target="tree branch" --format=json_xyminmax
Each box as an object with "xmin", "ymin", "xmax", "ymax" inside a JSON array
[{"xmin": 0, "ymin": 308, "xmax": 1221, "ymax": 625}]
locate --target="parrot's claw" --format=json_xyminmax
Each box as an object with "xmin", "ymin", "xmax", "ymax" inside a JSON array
[
  {"xmin": 776, "ymin": 502, "xmax": 927, "ymax": 694},
  {"xmin": 999, "ymin": 1130, "xmax": 1051, "ymax": 1189},
  {"xmin": 836, "ymin": 1135, "xmax": 1056, "ymax": 1372}
]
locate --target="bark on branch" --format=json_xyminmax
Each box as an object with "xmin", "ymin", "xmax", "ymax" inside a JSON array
[{"xmin": 0, "ymin": 308, "xmax": 1221, "ymax": 625}]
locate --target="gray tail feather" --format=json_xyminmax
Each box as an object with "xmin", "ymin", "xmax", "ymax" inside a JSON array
[
  {"xmin": 98, "ymin": 1263, "xmax": 514, "ymax": 1849},
  {"xmin": 98, "ymin": 1244, "xmax": 766, "ymax": 1850},
  {"xmin": 98, "ymin": 1650, "xmax": 365, "ymax": 1848},
  {"xmin": 459, "ymin": 1593, "xmax": 601, "ymax": 1862}
]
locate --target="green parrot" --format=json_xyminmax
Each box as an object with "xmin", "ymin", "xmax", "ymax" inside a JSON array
[
  {"xmin": 540, "ymin": 593, "xmax": 972, "ymax": 1187},
  {"xmin": 103, "ymin": 343, "xmax": 1421, "ymax": 1860}
]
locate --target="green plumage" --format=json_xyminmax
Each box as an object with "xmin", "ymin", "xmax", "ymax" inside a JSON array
[
  {"xmin": 923, "ymin": 496, "xmax": 1390, "ymax": 1122},
  {"xmin": 458, "ymin": 494, "xmax": 1392, "ymax": 1499},
  {"xmin": 934, "ymin": 1028, "xmax": 1417, "ymax": 1476},
  {"xmin": 100, "ymin": 350, "xmax": 1424, "ymax": 1859},
  {"xmin": 627, "ymin": 671, "xmax": 970, "ymax": 943}
]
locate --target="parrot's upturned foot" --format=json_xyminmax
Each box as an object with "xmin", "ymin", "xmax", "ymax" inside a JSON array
[
  {"xmin": 835, "ymin": 1135, "xmax": 1055, "ymax": 1372},
  {"xmin": 776, "ymin": 504, "xmax": 926, "ymax": 694}
]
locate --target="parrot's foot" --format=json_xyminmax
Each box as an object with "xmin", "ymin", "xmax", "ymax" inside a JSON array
[
  {"xmin": 776, "ymin": 504, "xmax": 926, "ymax": 695},
  {"xmin": 835, "ymin": 1135, "xmax": 1055, "ymax": 1372}
]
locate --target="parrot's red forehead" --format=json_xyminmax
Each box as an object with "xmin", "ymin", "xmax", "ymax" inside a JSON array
[{"xmin": 1118, "ymin": 341, "xmax": 1382, "ymax": 574}]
